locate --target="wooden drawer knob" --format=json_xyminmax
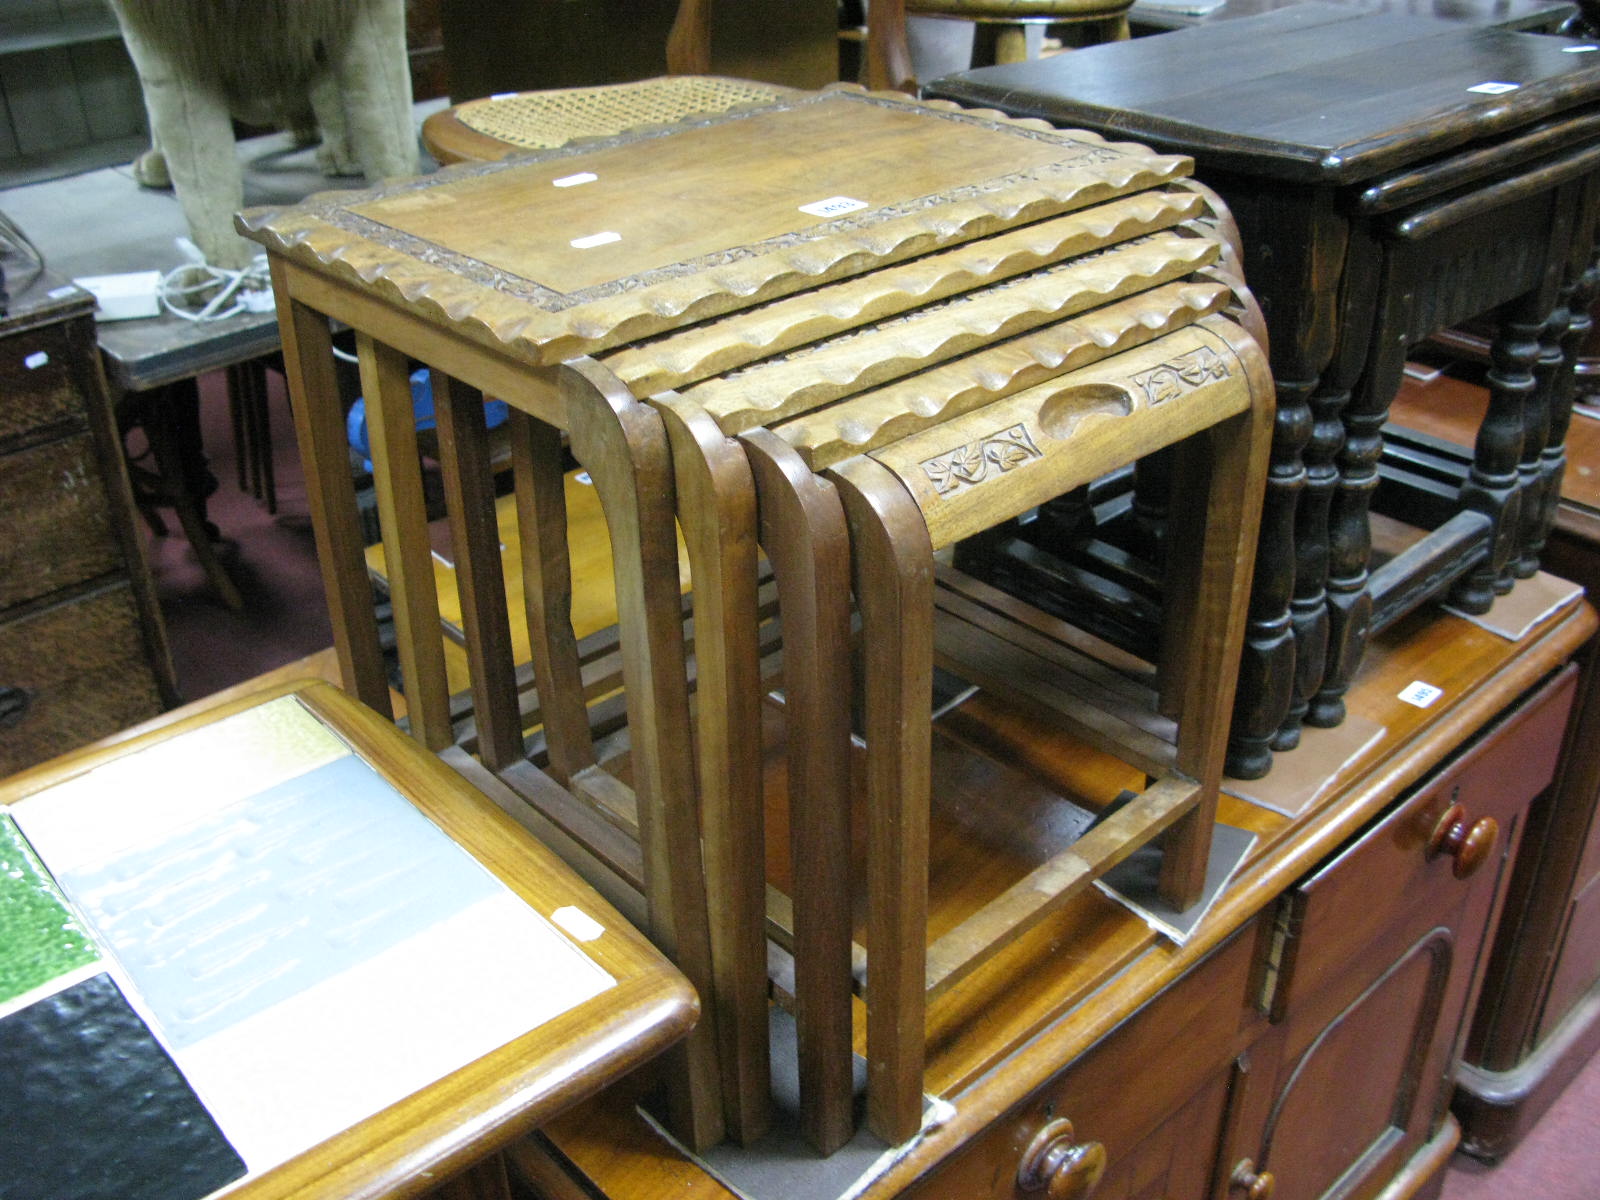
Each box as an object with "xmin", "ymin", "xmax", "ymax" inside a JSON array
[
  {"xmin": 1428, "ymin": 804, "xmax": 1498, "ymax": 879},
  {"xmin": 0, "ymin": 686, "xmax": 31, "ymax": 730},
  {"xmin": 1230, "ymin": 1158, "xmax": 1276, "ymax": 1200},
  {"xmin": 1017, "ymin": 1118, "xmax": 1106, "ymax": 1199}
]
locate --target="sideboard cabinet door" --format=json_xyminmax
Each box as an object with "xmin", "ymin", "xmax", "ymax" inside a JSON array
[{"xmin": 1219, "ymin": 666, "xmax": 1578, "ymax": 1200}]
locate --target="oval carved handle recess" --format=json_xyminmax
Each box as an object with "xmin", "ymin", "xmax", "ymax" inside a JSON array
[
  {"xmin": 1428, "ymin": 804, "xmax": 1499, "ymax": 879},
  {"xmin": 1230, "ymin": 1158, "xmax": 1276, "ymax": 1200},
  {"xmin": 0, "ymin": 686, "xmax": 31, "ymax": 730},
  {"xmin": 1017, "ymin": 1118, "xmax": 1107, "ymax": 1200}
]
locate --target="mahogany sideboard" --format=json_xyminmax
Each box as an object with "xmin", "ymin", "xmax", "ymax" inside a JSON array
[
  {"xmin": 522, "ymin": 592, "xmax": 1595, "ymax": 1200},
  {"xmin": 0, "ymin": 270, "xmax": 176, "ymax": 775},
  {"xmin": 1391, "ymin": 380, "xmax": 1600, "ymax": 1159}
]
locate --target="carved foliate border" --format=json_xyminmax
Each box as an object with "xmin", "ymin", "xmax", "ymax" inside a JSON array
[{"xmin": 238, "ymin": 88, "xmax": 1192, "ymax": 365}]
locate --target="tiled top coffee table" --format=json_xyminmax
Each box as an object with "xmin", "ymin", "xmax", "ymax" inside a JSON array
[{"xmin": 0, "ymin": 680, "xmax": 695, "ymax": 1200}]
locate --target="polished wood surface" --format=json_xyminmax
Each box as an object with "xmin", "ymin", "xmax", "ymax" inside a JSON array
[
  {"xmin": 537, "ymin": 595, "xmax": 1595, "ymax": 1200},
  {"xmin": 246, "ymin": 92, "xmax": 1189, "ymax": 368},
  {"xmin": 0, "ymin": 677, "xmax": 697, "ymax": 1200},
  {"xmin": 933, "ymin": 6, "xmax": 1600, "ymax": 182}
]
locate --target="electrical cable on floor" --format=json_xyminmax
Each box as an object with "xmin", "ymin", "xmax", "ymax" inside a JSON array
[{"xmin": 158, "ymin": 238, "xmax": 274, "ymax": 323}]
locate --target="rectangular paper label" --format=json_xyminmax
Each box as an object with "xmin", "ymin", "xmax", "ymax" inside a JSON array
[
  {"xmin": 570, "ymin": 231, "xmax": 622, "ymax": 249},
  {"xmin": 1398, "ymin": 681, "xmax": 1444, "ymax": 708},
  {"xmin": 799, "ymin": 196, "xmax": 868, "ymax": 218},
  {"xmin": 554, "ymin": 172, "xmax": 598, "ymax": 188}
]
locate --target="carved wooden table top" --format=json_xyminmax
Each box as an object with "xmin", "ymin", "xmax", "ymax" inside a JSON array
[{"xmin": 238, "ymin": 85, "xmax": 1192, "ymax": 371}]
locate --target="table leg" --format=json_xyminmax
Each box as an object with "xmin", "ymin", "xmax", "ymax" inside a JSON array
[
  {"xmin": 742, "ymin": 429, "xmax": 857, "ymax": 1157},
  {"xmin": 1451, "ymin": 296, "xmax": 1539, "ymax": 614},
  {"xmin": 657, "ymin": 399, "xmax": 772, "ymax": 1146},
  {"xmin": 1512, "ymin": 304, "xmax": 1568, "ymax": 583},
  {"xmin": 832, "ymin": 455, "xmax": 932, "ymax": 1150},
  {"xmin": 272, "ymin": 269, "xmax": 391, "ymax": 718},
  {"xmin": 1224, "ymin": 372, "xmax": 1307, "ymax": 779},
  {"xmin": 564, "ymin": 359, "xmax": 726, "ymax": 1153}
]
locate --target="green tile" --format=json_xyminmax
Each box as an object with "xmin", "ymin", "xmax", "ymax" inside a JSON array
[{"xmin": 0, "ymin": 813, "xmax": 99, "ymax": 1007}]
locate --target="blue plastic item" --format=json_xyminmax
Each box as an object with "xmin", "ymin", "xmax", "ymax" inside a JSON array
[{"xmin": 347, "ymin": 367, "xmax": 509, "ymax": 472}]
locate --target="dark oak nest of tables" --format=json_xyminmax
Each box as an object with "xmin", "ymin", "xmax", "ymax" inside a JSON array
[{"xmin": 929, "ymin": 3, "xmax": 1600, "ymax": 777}]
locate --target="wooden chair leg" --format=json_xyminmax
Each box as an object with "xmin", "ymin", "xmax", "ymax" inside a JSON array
[
  {"xmin": 270, "ymin": 261, "xmax": 392, "ymax": 718},
  {"xmin": 831, "ymin": 455, "xmax": 932, "ymax": 1148},
  {"xmin": 563, "ymin": 359, "xmax": 726, "ymax": 1153},
  {"xmin": 742, "ymin": 429, "xmax": 857, "ymax": 1157},
  {"xmin": 358, "ymin": 333, "xmax": 452, "ymax": 750},
  {"xmin": 657, "ymin": 399, "xmax": 772, "ymax": 1145}
]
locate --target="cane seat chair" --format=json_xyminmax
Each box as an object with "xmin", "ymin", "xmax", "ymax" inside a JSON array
[{"xmin": 422, "ymin": 0, "xmax": 917, "ymax": 166}]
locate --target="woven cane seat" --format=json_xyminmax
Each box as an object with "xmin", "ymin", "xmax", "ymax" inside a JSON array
[{"xmin": 422, "ymin": 75, "xmax": 796, "ymax": 165}]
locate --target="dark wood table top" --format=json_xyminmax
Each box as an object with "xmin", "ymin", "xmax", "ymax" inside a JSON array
[
  {"xmin": 927, "ymin": 4, "xmax": 1600, "ymax": 182},
  {"xmin": 1130, "ymin": 0, "xmax": 1573, "ymax": 35}
]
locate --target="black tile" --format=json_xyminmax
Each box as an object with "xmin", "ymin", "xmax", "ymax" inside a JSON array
[{"xmin": 0, "ymin": 972, "xmax": 246, "ymax": 1200}]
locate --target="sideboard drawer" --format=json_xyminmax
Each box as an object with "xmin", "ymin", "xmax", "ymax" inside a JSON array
[
  {"xmin": 0, "ymin": 582, "xmax": 164, "ymax": 775},
  {"xmin": 0, "ymin": 316, "xmax": 86, "ymax": 444},
  {"xmin": 902, "ymin": 926, "xmax": 1262, "ymax": 1200},
  {"xmin": 1271, "ymin": 666, "xmax": 1578, "ymax": 1021},
  {"xmin": 0, "ymin": 431, "xmax": 121, "ymax": 608}
]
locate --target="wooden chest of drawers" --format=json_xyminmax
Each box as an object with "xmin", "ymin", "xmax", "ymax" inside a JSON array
[{"xmin": 0, "ymin": 273, "xmax": 175, "ymax": 775}]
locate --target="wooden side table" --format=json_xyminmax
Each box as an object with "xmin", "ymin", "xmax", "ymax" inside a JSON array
[
  {"xmin": 0, "ymin": 678, "xmax": 696, "ymax": 1200},
  {"xmin": 927, "ymin": 4, "xmax": 1600, "ymax": 777}
]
